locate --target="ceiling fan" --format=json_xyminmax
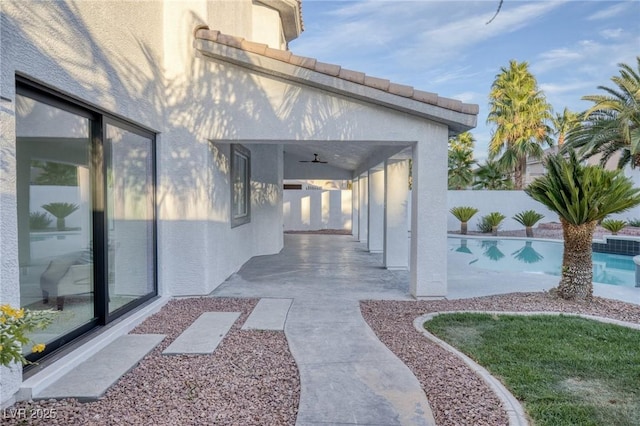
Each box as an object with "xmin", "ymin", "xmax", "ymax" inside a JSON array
[{"xmin": 299, "ymin": 153, "xmax": 328, "ymax": 164}]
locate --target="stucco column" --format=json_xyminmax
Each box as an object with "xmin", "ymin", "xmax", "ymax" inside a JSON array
[
  {"xmin": 351, "ymin": 178, "xmax": 360, "ymax": 240},
  {"xmin": 410, "ymin": 126, "xmax": 448, "ymax": 298},
  {"xmin": 368, "ymin": 166, "xmax": 384, "ymax": 253},
  {"xmin": 384, "ymin": 159, "xmax": 409, "ymax": 269},
  {"xmin": 358, "ymin": 173, "xmax": 368, "ymax": 243}
]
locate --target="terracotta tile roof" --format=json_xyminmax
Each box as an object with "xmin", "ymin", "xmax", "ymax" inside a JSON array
[{"xmin": 194, "ymin": 27, "xmax": 479, "ymax": 116}]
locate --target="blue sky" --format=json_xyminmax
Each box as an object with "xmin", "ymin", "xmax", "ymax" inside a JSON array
[{"xmin": 289, "ymin": 0, "xmax": 640, "ymax": 162}]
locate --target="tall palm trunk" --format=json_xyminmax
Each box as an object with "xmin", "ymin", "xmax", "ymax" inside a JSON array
[
  {"xmin": 558, "ymin": 218, "xmax": 597, "ymax": 300},
  {"xmin": 514, "ymin": 156, "xmax": 527, "ymax": 190}
]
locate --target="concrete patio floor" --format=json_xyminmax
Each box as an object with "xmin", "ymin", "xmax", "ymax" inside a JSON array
[
  {"xmin": 212, "ymin": 234, "xmax": 434, "ymax": 425},
  {"xmin": 211, "ymin": 233, "xmax": 639, "ymax": 425}
]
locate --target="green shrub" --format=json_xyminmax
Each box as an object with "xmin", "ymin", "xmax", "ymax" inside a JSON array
[
  {"xmin": 477, "ymin": 215, "xmax": 493, "ymax": 233},
  {"xmin": 29, "ymin": 211, "xmax": 52, "ymax": 230},
  {"xmin": 0, "ymin": 304, "xmax": 55, "ymax": 366},
  {"xmin": 601, "ymin": 219, "xmax": 627, "ymax": 235},
  {"xmin": 628, "ymin": 218, "xmax": 640, "ymax": 227}
]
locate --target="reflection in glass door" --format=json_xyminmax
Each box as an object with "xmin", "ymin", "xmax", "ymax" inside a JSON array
[
  {"xmin": 16, "ymin": 80, "xmax": 157, "ymax": 363},
  {"xmin": 16, "ymin": 93, "xmax": 95, "ymax": 350},
  {"xmin": 106, "ymin": 123, "xmax": 155, "ymax": 314}
]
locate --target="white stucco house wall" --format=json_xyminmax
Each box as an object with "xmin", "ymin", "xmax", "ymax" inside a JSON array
[{"xmin": 0, "ymin": 0, "xmax": 478, "ymax": 404}]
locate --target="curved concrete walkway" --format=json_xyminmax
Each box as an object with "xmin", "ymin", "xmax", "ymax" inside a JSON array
[{"xmin": 212, "ymin": 234, "xmax": 435, "ymax": 425}]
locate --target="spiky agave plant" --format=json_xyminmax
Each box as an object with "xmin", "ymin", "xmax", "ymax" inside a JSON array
[
  {"xmin": 513, "ymin": 210, "xmax": 545, "ymax": 238},
  {"xmin": 450, "ymin": 206, "xmax": 479, "ymax": 235},
  {"xmin": 525, "ymin": 152, "xmax": 640, "ymax": 300}
]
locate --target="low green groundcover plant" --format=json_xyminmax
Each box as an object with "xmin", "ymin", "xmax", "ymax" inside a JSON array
[{"xmin": 424, "ymin": 313, "xmax": 640, "ymax": 426}]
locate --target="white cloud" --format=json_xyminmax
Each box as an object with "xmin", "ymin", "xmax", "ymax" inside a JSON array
[
  {"xmin": 587, "ymin": 2, "xmax": 630, "ymax": 21},
  {"xmin": 533, "ymin": 47, "xmax": 585, "ymax": 73},
  {"xmin": 430, "ymin": 65, "xmax": 482, "ymax": 84},
  {"xmin": 451, "ymin": 91, "xmax": 483, "ymax": 104},
  {"xmin": 294, "ymin": 1, "xmax": 567, "ymax": 71},
  {"xmin": 539, "ymin": 81, "xmax": 593, "ymax": 96},
  {"xmin": 600, "ymin": 28, "xmax": 624, "ymax": 39},
  {"xmin": 404, "ymin": 1, "xmax": 568, "ymax": 65}
]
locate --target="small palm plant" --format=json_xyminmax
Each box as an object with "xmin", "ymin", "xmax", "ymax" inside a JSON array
[
  {"xmin": 513, "ymin": 210, "xmax": 545, "ymax": 238},
  {"xmin": 525, "ymin": 152, "xmax": 640, "ymax": 300},
  {"xmin": 41, "ymin": 202, "xmax": 79, "ymax": 231},
  {"xmin": 484, "ymin": 212, "xmax": 506, "ymax": 236},
  {"xmin": 450, "ymin": 206, "xmax": 479, "ymax": 235},
  {"xmin": 601, "ymin": 219, "xmax": 627, "ymax": 235}
]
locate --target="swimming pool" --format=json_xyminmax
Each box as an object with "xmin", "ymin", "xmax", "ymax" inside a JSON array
[{"xmin": 448, "ymin": 237, "xmax": 637, "ymax": 287}]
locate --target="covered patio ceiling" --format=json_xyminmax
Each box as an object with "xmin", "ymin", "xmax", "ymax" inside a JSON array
[{"xmin": 283, "ymin": 140, "xmax": 411, "ymax": 173}]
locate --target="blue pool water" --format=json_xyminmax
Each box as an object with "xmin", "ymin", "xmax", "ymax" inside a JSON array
[{"xmin": 448, "ymin": 237, "xmax": 637, "ymax": 287}]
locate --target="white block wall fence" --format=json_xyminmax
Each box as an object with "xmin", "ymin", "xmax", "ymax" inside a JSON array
[
  {"xmin": 447, "ymin": 190, "xmax": 640, "ymax": 232},
  {"xmin": 283, "ymin": 190, "xmax": 352, "ymax": 232}
]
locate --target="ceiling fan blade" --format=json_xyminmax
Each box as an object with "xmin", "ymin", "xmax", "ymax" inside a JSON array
[{"xmin": 300, "ymin": 153, "xmax": 328, "ymax": 164}]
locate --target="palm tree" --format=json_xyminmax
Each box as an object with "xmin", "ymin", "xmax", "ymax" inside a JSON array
[
  {"xmin": 448, "ymin": 148, "xmax": 476, "ymax": 189},
  {"xmin": 473, "ymin": 159, "xmax": 513, "ymax": 190},
  {"xmin": 41, "ymin": 202, "xmax": 79, "ymax": 231},
  {"xmin": 564, "ymin": 57, "xmax": 640, "ymax": 169},
  {"xmin": 487, "ymin": 60, "xmax": 554, "ymax": 189},
  {"xmin": 33, "ymin": 161, "xmax": 78, "ymax": 186},
  {"xmin": 525, "ymin": 152, "xmax": 640, "ymax": 300},
  {"xmin": 552, "ymin": 108, "xmax": 580, "ymax": 147},
  {"xmin": 449, "ymin": 131, "xmax": 475, "ymax": 153},
  {"xmin": 513, "ymin": 210, "xmax": 545, "ymax": 238},
  {"xmin": 450, "ymin": 206, "xmax": 479, "ymax": 235},
  {"xmin": 484, "ymin": 212, "xmax": 506, "ymax": 236}
]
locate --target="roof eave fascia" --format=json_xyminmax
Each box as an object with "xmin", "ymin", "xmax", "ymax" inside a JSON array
[
  {"xmin": 194, "ymin": 38, "xmax": 477, "ymax": 134},
  {"xmin": 256, "ymin": 0, "xmax": 302, "ymax": 42}
]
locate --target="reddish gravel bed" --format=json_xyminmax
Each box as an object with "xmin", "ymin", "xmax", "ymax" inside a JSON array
[
  {"xmin": 8, "ymin": 293, "xmax": 640, "ymax": 426},
  {"xmin": 360, "ymin": 292, "xmax": 640, "ymax": 426},
  {"xmin": 9, "ymin": 298, "xmax": 300, "ymax": 426}
]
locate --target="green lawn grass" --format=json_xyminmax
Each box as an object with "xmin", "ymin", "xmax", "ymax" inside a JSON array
[{"xmin": 423, "ymin": 313, "xmax": 640, "ymax": 426}]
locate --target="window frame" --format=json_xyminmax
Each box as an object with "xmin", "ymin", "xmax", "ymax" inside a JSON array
[
  {"xmin": 230, "ymin": 144, "xmax": 251, "ymax": 228},
  {"xmin": 16, "ymin": 75, "xmax": 158, "ymax": 366}
]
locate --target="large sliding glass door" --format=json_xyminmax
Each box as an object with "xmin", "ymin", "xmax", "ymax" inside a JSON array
[
  {"xmin": 16, "ymin": 92, "xmax": 96, "ymax": 351},
  {"xmin": 105, "ymin": 122, "xmax": 156, "ymax": 315},
  {"xmin": 16, "ymin": 80, "xmax": 157, "ymax": 363}
]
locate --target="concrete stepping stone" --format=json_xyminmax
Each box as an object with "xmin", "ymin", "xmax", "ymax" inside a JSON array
[
  {"xmin": 242, "ymin": 298, "xmax": 292, "ymax": 331},
  {"xmin": 162, "ymin": 312, "xmax": 240, "ymax": 355},
  {"xmin": 35, "ymin": 334, "xmax": 165, "ymax": 401}
]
